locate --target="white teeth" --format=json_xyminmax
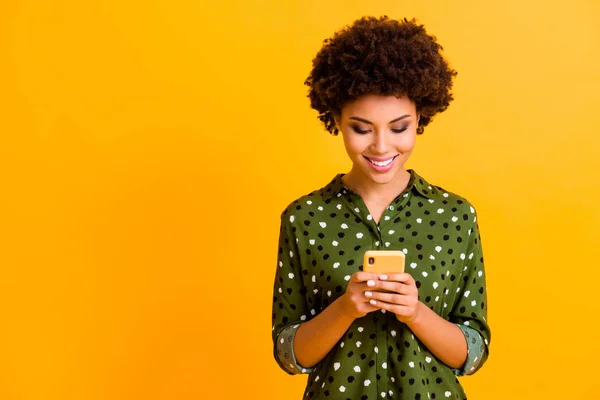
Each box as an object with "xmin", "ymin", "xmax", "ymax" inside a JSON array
[{"xmin": 368, "ymin": 157, "xmax": 394, "ymax": 167}]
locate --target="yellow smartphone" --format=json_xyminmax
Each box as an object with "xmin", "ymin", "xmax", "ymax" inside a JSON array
[{"xmin": 363, "ymin": 250, "xmax": 406, "ymax": 274}]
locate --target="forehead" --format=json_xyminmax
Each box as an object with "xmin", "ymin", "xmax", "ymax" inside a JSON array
[{"xmin": 341, "ymin": 94, "xmax": 416, "ymax": 119}]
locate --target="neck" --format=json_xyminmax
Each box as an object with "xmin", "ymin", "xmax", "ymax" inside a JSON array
[{"xmin": 342, "ymin": 167, "xmax": 411, "ymax": 204}]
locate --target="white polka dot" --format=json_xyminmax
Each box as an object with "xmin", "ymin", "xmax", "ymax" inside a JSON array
[
  {"xmin": 452, "ymin": 216, "xmax": 458, "ymax": 222},
  {"xmin": 375, "ymin": 241, "xmax": 380, "ymax": 246},
  {"xmin": 478, "ymin": 270, "xmax": 483, "ymax": 277},
  {"xmin": 464, "ymin": 290, "xmax": 471, "ymax": 297},
  {"xmin": 288, "ymin": 273, "xmax": 294, "ymax": 279},
  {"xmin": 382, "ymin": 362, "xmax": 387, "ymax": 369},
  {"xmin": 381, "ymin": 392, "xmax": 387, "ymax": 398},
  {"xmin": 433, "ymin": 282, "xmax": 439, "ymax": 289},
  {"xmin": 416, "ymin": 218, "xmax": 422, "ymax": 223},
  {"xmin": 309, "ymin": 239, "xmax": 315, "ymax": 245},
  {"xmin": 437, "ymin": 208, "xmax": 444, "ymax": 214},
  {"xmin": 384, "ymin": 216, "xmax": 390, "ymax": 221},
  {"xmin": 374, "ymin": 346, "xmax": 379, "ymax": 353},
  {"xmin": 278, "ymin": 288, "xmax": 282, "ymax": 293},
  {"xmin": 332, "ymin": 241, "xmax": 339, "ymax": 246},
  {"xmin": 318, "ymin": 206, "xmax": 323, "ymax": 211},
  {"xmin": 409, "ymin": 361, "xmax": 415, "ymax": 368},
  {"xmin": 391, "ymin": 377, "xmax": 395, "ymax": 383},
  {"xmin": 364, "ymin": 380, "xmax": 371, "ymax": 387},
  {"xmin": 312, "ymin": 275, "xmax": 316, "ymax": 283},
  {"xmin": 428, "ymin": 199, "xmax": 435, "ymax": 203},
  {"xmin": 290, "ymin": 215, "xmax": 295, "ymax": 222},
  {"xmin": 289, "ymin": 251, "xmax": 294, "ymax": 258},
  {"xmin": 313, "ymin": 289, "xmax": 318, "ymax": 294},
  {"xmin": 315, "ymin": 375, "xmax": 320, "ymax": 382},
  {"xmin": 280, "ymin": 338, "xmax": 284, "ymax": 344},
  {"xmin": 388, "ymin": 230, "xmax": 395, "ymax": 234},
  {"xmin": 367, "ymin": 214, "xmax": 373, "ymax": 220},
  {"xmin": 278, "ymin": 261, "xmax": 283, "ymax": 267},
  {"xmin": 341, "ymin": 223, "xmax": 348, "ymax": 229},
  {"xmin": 306, "ymin": 200, "xmax": 312, "ymax": 205},
  {"xmin": 354, "ymin": 207, "xmax": 360, "ymax": 212},
  {"xmin": 471, "ymin": 300, "xmax": 477, "ymax": 306},
  {"xmin": 340, "ymin": 341, "xmax": 344, "ymax": 348},
  {"xmin": 334, "ymin": 362, "xmax": 340, "ymax": 371},
  {"xmin": 465, "ymin": 321, "xmax": 470, "ymax": 326},
  {"xmin": 356, "ymin": 232, "xmax": 364, "ymax": 239},
  {"xmin": 426, "ymin": 357, "xmax": 432, "ymax": 363},
  {"xmin": 356, "ymin": 341, "xmax": 362, "ymax": 347},
  {"xmin": 435, "ymin": 246, "xmax": 442, "ymax": 252},
  {"xmin": 435, "ymin": 296, "xmax": 439, "ymax": 302},
  {"xmin": 385, "ymin": 242, "xmax": 390, "ymax": 247},
  {"xmin": 344, "ymin": 275, "xmax": 351, "ymax": 281},
  {"xmin": 402, "ymin": 248, "xmax": 408, "ymax": 254},
  {"xmin": 358, "ymin": 326, "xmax": 364, "ymax": 332},
  {"xmin": 429, "ymin": 255, "xmax": 435, "ymax": 260},
  {"xmin": 354, "ymin": 366, "xmax": 361, "ymax": 372},
  {"xmin": 337, "ymin": 204, "xmax": 342, "ymax": 210},
  {"xmin": 443, "ymin": 193, "xmax": 449, "ymax": 197},
  {"xmin": 300, "ymin": 315, "xmax": 306, "ymax": 321},
  {"xmin": 391, "ymin": 330, "xmax": 396, "ymax": 337},
  {"xmin": 310, "ymin": 309, "xmax": 316, "ymax": 315},
  {"xmin": 333, "ymin": 262, "xmax": 340, "ymax": 269},
  {"xmin": 469, "ymin": 252, "xmax": 474, "ymax": 259},
  {"xmin": 470, "ymin": 206, "xmax": 475, "ymax": 213},
  {"xmin": 445, "ymin": 391, "xmax": 452, "ymax": 397},
  {"xmin": 410, "ymin": 262, "xmax": 418, "ymax": 269},
  {"xmin": 327, "ymin": 290, "xmax": 332, "ymax": 297},
  {"xmin": 389, "ymin": 205, "xmax": 394, "ymax": 210},
  {"xmin": 339, "ymin": 386, "xmax": 346, "ymax": 392},
  {"xmin": 422, "ymin": 271, "xmax": 428, "ymax": 277},
  {"xmin": 460, "ymin": 253, "xmax": 466, "ymax": 260},
  {"xmin": 389, "ymin": 390, "xmax": 394, "ymax": 396},
  {"xmin": 319, "ymin": 222, "xmax": 327, "ymax": 228}
]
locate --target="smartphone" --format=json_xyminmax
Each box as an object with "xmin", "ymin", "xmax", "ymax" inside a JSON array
[{"xmin": 362, "ymin": 250, "xmax": 406, "ymax": 274}]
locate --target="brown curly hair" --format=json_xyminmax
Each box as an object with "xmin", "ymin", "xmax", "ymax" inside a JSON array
[{"xmin": 304, "ymin": 16, "xmax": 457, "ymax": 135}]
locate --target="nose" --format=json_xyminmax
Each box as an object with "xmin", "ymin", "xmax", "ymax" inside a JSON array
[{"xmin": 370, "ymin": 130, "xmax": 389, "ymax": 155}]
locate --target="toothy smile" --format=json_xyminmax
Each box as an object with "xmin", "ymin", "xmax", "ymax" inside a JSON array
[{"xmin": 364, "ymin": 155, "xmax": 398, "ymax": 167}]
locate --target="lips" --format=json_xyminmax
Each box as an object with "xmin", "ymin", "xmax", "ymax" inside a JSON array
[{"xmin": 364, "ymin": 155, "xmax": 398, "ymax": 167}]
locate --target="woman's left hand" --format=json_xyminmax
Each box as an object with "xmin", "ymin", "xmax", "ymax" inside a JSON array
[{"xmin": 364, "ymin": 273, "xmax": 423, "ymax": 324}]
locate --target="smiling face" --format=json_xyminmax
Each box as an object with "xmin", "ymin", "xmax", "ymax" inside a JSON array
[{"xmin": 334, "ymin": 94, "xmax": 420, "ymax": 189}]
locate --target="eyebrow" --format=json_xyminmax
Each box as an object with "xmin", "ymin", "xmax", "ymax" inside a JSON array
[{"xmin": 349, "ymin": 115, "xmax": 411, "ymax": 125}]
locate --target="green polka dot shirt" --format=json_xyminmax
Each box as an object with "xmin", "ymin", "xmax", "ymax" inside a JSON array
[{"xmin": 272, "ymin": 170, "xmax": 491, "ymax": 400}]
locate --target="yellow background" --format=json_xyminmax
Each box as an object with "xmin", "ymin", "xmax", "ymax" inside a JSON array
[{"xmin": 1, "ymin": 1, "xmax": 599, "ymax": 399}]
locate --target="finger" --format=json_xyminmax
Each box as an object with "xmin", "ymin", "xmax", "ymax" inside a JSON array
[
  {"xmin": 369, "ymin": 300, "xmax": 411, "ymax": 317},
  {"xmin": 351, "ymin": 271, "xmax": 381, "ymax": 283},
  {"xmin": 365, "ymin": 290, "xmax": 405, "ymax": 305},
  {"xmin": 380, "ymin": 273, "xmax": 414, "ymax": 284},
  {"xmin": 371, "ymin": 281, "xmax": 408, "ymax": 294}
]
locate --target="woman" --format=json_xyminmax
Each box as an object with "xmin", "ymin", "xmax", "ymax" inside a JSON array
[{"xmin": 272, "ymin": 16, "xmax": 490, "ymax": 400}]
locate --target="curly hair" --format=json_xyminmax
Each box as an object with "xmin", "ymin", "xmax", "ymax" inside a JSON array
[{"xmin": 304, "ymin": 16, "xmax": 457, "ymax": 135}]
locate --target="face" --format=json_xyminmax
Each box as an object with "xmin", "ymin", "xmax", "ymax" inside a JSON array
[{"xmin": 334, "ymin": 94, "xmax": 419, "ymax": 186}]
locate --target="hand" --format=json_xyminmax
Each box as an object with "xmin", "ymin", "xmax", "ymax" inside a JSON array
[
  {"xmin": 364, "ymin": 273, "xmax": 422, "ymax": 324},
  {"xmin": 338, "ymin": 271, "xmax": 383, "ymax": 319}
]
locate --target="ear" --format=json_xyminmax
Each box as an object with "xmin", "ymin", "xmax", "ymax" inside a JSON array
[
  {"xmin": 333, "ymin": 114, "xmax": 342, "ymax": 132},
  {"xmin": 416, "ymin": 113, "xmax": 421, "ymax": 124}
]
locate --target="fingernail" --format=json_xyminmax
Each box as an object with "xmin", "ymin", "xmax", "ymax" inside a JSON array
[
  {"xmin": 365, "ymin": 291, "xmax": 373, "ymax": 298},
  {"xmin": 370, "ymin": 299, "xmax": 377, "ymax": 305},
  {"xmin": 367, "ymin": 280, "xmax": 376, "ymax": 287},
  {"xmin": 379, "ymin": 274, "xmax": 388, "ymax": 280}
]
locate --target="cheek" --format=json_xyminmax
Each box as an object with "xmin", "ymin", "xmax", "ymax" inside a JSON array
[
  {"xmin": 343, "ymin": 134, "xmax": 368, "ymax": 157},
  {"xmin": 396, "ymin": 133, "xmax": 416, "ymax": 153}
]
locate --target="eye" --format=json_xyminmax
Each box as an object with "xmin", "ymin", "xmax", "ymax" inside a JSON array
[
  {"xmin": 351, "ymin": 127, "xmax": 370, "ymax": 134},
  {"xmin": 392, "ymin": 125, "xmax": 409, "ymax": 133}
]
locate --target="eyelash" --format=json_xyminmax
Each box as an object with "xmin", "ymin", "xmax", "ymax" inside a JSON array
[{"xmin": 352, "ymin": 126, "xmax": 409, "ymax": 134}]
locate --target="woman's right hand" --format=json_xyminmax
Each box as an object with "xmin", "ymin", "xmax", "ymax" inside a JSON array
[{"xmin": 339, "ymin": 271, "xmax": 382, "ymax": 319}]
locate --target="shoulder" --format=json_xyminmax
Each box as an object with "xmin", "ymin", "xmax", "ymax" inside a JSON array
[
  {"xmin": 413, "ymin": 170, "xmax": 479, "ymax": 217},
  {"xmin": 279, "ymin": 175, "xmax": 341, "ymax": 228}
]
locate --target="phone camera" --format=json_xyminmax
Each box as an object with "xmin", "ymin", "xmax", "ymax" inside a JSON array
[{"xmin": 368, "ymin": 257, "xmax": 374, "ymax": 265}]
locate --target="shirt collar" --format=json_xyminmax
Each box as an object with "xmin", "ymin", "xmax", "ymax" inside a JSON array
[{"xmin": 323, "ymin": 169, "xmax": 435, "ymax": 201}]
